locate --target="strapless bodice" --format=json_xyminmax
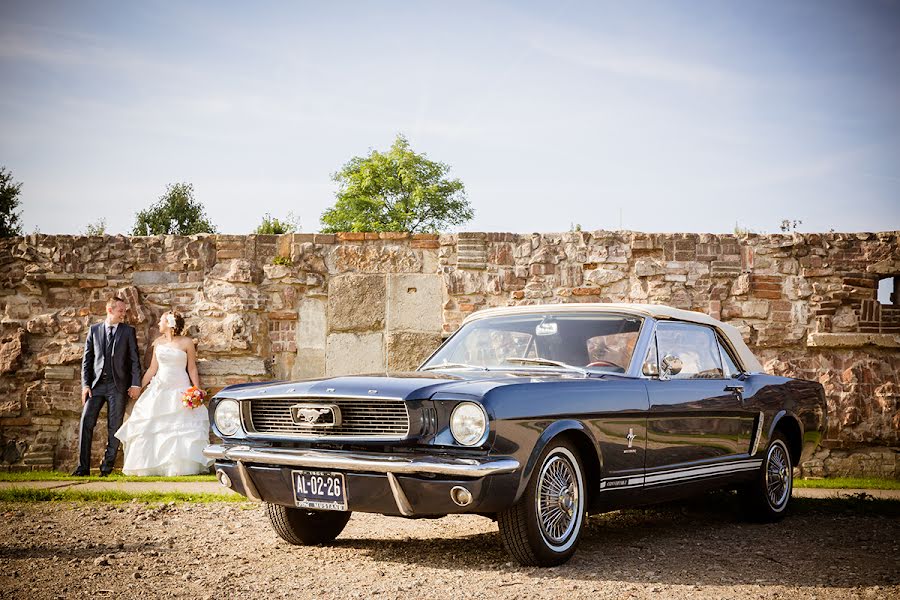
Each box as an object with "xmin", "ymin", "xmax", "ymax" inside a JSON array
[{"xmin": 154, "ymin": 345, "xmax": 190, "ymax": 388}]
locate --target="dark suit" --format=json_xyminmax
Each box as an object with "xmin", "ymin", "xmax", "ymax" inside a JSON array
[{"xmin": 76, "ymin": 322, "xmax": 142, "ymax": 474}]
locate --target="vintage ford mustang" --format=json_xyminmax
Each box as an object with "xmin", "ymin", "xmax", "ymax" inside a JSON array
[{"xmin": 204, "ymin": 303, "xmax": 826, "ymax": 566}]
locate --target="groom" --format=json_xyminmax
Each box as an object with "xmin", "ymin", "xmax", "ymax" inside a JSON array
[{"xmin": 74, "ymin": 296, "xmax": 142, "ymax": 476}]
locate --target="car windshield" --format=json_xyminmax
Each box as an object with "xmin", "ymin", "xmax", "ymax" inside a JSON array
[{"xmin": 421, "ymin": 312, "xmax": 643, "ymax": 374}]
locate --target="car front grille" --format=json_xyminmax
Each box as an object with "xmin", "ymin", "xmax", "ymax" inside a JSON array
[{"xmin": 246, "ymin": 396, "xmax": 410, "ymax": 439}]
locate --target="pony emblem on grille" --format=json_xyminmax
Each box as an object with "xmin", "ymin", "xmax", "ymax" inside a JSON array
[{"xmin": 290, "ymin": 404, "xmax": 342, "ymax": 428}]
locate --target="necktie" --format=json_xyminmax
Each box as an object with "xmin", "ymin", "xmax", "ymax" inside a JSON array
[{"xmin": 107, "ymin": 326, "xmax": 114, "ymax": 352}]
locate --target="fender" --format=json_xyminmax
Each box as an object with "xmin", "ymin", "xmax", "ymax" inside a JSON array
[
  {"xmin": 763, "ymin": 409, "xmax": 805, "ymax": 462},
  {"xmin": 512, "ymin": 419, "xmax": 603, "ymax": 504},
  {"xmin": 767, "ymin": 410, "xmax": 803, "ymax": 441}
]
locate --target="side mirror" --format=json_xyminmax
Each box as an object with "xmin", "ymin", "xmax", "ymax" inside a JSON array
[
  {"xmin": 642, "ymin": 360, "xmax": 659, "ymax": 377},
  {"xmin": 661, "ymin": 354, "xmax": 683, "ymax": 379}
]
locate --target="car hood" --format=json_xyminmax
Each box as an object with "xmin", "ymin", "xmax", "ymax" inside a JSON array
[{"xmin": 216, "ymin": 370, "xmax": 604, "ymax": 401}]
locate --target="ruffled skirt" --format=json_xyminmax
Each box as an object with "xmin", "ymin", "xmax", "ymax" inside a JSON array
[{"xmin": 115, "ymin": 375, "xmax": 211, "ymax": 476}]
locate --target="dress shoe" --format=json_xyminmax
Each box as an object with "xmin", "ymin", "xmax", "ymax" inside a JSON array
[
  {"xmin": 70, "ymin": 469, "xmax": 89, "ymax": 477},
  {"xmin": 99, "ymin": 471, "xmax": 112, "ymax": 477}
]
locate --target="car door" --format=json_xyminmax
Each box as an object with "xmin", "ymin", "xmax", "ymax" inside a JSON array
[{"xmin": 644, "ymin": 321, "xmax": 757, "ymax": 481}]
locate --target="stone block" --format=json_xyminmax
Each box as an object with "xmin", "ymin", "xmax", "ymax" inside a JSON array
[
  {"xmin": 293, "ymin": 347, "xmax": 326, "ymax": 380},
  {"xmin": 387, "ymin": 331, "xmax": 445, "ymax": 371},
  {"xmin": 325, "ymin": 332, "xmax": 384, "ymax": 376},
  {"xmin": 298, "ymin": 297, "xmax": 327, "ymax": 350},
  {"xmin": 132, "ymin": 271, "xmax": 179, "ymax": 286},
  {"xmin": 387, "ymin": 274, "xmax": 444, "ymax": 333},
  {"xmin": 634, "ymin": 258, "xmax": 665, "ymax": 278},
  {"xmin": 0, "ymin": 396, "xmax": 21, "ymax": 418},
  {"xmin": 585, "ymin": 268, "xmax": 626, "ymax": 286},
  {"xmin": 196, "ymin": 313, "xmax": 252, "ymax": 352},
  {"xmin": 0, "ymin": 328, "xmax": 25, "ymax": 375},
  {"xmin": 740, "ymin": 300, "xmax": 770, "ymax": 319},
  {"xmin": 331, "ymin": 244, "xmax": 422, "ymax": 273},
  {"xmin": 328, "ymin": 274, "xmax": 386, "ymax": 332},
  {"xmin": 806, "ymin": 333, "xmax": 900, "ymax": 348},
  {"xmin": 44, "ymin": 366, "xmax": 75, "ymax": 380},
  {"xmin": 198, "ymin": 358, "xmax": 268, "ymax": 377},
  {"xmin": 209, "ymin": 259, "xmax": 257, "ymax": 283}
]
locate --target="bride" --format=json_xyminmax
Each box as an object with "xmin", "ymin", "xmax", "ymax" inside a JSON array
[{"xmin": 115, "ymin": 311, "xmax": 211, "ymax": 476}]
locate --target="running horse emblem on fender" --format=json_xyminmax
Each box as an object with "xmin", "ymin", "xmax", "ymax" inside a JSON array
[
  {"xmin": 624, "ymin": 428, "xmax": 637, "ymax": 454},
  {"xmin": 290, "ymin": 404, "xmax": 342, "ymax": 428}
]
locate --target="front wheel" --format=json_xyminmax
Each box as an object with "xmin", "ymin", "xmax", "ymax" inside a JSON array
[
  {"xmin": 265, "ymin": 503, "xmax": 352, "ymax": 545},
  {"xmin": 497, "ymin": 440, "xmax": 587, "ymax": 567},
  {"xmin": 740, "ymin": 432, "xmax": 793, "ymax": 522}
]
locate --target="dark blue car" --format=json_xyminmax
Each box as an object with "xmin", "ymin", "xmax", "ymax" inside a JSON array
[{"xmin": 205, "ymin": 303, "xmax": 826, "ymax": 566}]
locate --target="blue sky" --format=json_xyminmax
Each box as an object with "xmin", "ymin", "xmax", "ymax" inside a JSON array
[{"xmin": 1, "ymin": 1, "xmax": 898, "ymax": 235}]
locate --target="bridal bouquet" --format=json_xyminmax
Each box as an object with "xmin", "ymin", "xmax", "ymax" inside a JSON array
[{"xmin": 182, "ymin": 386, "xmax": 206, "ymax": 409}]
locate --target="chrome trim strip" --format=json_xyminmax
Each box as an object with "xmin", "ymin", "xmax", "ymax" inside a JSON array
[
  {"xmin": 204, "ymin": 444, "xmax": 520, "ymax": 478},
  {"xmin": 750, "ymin": 411, "xmax": 765, "ymax": 456},
  {"xmin": 386, "ymin": 473, "xmax": 414, "ymax": 516},
  {"xmin": 235, "ymin": 460, "xmax": 262, "ymax": 502},
  {"xmin": 246, "ymin": 432, "xmax": 409, "ymax": 442},
  {"xmin": 598, "ymin": 459, "xmax": 764, "ymax": 491},
  {"xmin": 238, "ymin": 393, "xmax": 405, "ymax": 401}
]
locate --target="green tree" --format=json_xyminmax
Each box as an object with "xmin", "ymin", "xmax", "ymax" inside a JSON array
[
  {"xmin": 132, "ymin": 183, "xmax": 216, "ymax": 235},
  {"xmin": 83, "ymin": 218, "xmax": 107, "ymax": 236},
  {"xmin": 0, "ymin": 167, "xmax": 24, "ymax": 237},
  {"xmin": 320, "ymin": 134, "xmax": 472, "ymax": 233},
  {"xmin": 255, "ymin": 212, "xmax": 300, "ymax": 234}
]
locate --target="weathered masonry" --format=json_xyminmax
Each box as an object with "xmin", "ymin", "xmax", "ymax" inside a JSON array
[{"xmin": 1, "ymin": 231, "xmax": 897, "ymax": 476}]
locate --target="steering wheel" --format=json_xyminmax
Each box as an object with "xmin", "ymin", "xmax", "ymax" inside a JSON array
[{"xmin": 586, "ymin": 360, "xmax": 621, "ymax": 369}]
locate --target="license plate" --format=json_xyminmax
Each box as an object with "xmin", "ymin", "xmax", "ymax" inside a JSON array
[{"xmin": 291, "ymin": 470, "xmax": 347, "ymax": 511}]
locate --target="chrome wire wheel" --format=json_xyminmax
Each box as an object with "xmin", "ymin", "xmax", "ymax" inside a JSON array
[
  {"xmin": 764, "ymin": 440, "xmax": 791, "ymax": 511},
  {"xmin": 536, "ymin": 450, "xmax": 583, "ymax": 549}
]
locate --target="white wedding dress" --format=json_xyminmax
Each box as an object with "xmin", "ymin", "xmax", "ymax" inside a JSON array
[{"xmin": 115, "ymin": 344, "xmax": 212, "ymax": 476}]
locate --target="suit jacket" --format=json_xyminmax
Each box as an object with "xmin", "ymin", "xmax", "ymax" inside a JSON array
[{"xmin": 81, "ymin": 322, "xmax": 142, "ymax": 392}]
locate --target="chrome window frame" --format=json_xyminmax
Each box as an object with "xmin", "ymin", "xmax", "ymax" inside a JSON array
[
  {"xmin": 643, "ymin": 320, "xmax": 730, "ymax": 381},
  {"xmin": 420, "ymin": 310, "xmax": 648, "ymax": 378}
]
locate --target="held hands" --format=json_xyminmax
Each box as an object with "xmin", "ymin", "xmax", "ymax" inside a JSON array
[
  {"xmin": 81, "ymin": 386, "xmax": 92, "ymax": 405},
  {"xmin": 128, "ymin": 386, "xmax": 141, "ymax": 400}
]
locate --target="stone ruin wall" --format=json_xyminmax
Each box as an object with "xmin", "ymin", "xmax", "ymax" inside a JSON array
[{"xmin": 0, "ymin": 230, "xmax": 897, "ymax": 477}]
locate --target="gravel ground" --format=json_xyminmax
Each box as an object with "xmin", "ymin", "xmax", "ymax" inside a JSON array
[{"xmin": 1, "ymin": 496, "xmax": 898, "ymax": 600}]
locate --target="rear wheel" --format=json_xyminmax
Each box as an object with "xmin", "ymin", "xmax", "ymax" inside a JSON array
[
  {"xmin": 741, "ymin": 432, "xmax": 793, "ymax": 522},
  {"xmin": 497, "ymin": 440, "xmax": 587, "ymax": 567},
  {"xmin": 265, "ymin": 503, "xmax": 352, "ymax": 545}
]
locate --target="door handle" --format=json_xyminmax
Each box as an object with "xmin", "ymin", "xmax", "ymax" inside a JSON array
[{"xmin": 725, "ymin": 384, "xmax": 745, "ymax": 399}]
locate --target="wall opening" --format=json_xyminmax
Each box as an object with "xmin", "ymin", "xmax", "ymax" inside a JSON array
[{"xmin": 878, "ymin": 276, "xmax": 898, "ymax": 306}]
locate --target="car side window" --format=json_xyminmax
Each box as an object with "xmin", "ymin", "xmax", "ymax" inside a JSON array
[
  {"xmin": 717, "ymin": 338, "xmax": 741, "ymax": 378},
  {"xmin": 655, "ymin": 322, "xmax": 724, "ymax": 380}
]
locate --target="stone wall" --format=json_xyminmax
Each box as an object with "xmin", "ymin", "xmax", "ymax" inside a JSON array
[{"xmin": 1, "ymin": 231, "xmax": 897, "ymax": 477}]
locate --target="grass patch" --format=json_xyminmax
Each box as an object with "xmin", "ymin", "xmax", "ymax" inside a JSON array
[
  {"xmin": 0, "ymin": 487, "xmax": 243, "ymax": 504},
  {"xmin": 794, "ymin": 477, "xmax": 900, "ymax": 490},
  {"xmin": 0, "ymin": 471, "xmax": 217, "ymax": 483}
]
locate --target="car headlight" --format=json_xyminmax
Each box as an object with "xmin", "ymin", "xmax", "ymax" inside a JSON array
[
  {"xmin": 214, "ymin": 399, "xmax": 241, "ymax": 436},
  {"xmin": 450, "ymin": 402, "xmax": 488, "ymax": 446}
]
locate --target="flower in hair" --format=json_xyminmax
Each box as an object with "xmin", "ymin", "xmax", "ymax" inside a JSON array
[{"xmin": 166, "ymin": 313, "xmax": 176, "ymax": 329}]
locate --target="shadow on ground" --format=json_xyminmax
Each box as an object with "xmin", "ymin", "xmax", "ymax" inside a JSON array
[{"xmin": 329, "ymin": 492, "xmax": 900, "ymax": 588}]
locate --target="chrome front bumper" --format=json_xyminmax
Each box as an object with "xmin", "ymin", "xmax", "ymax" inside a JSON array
[
  {"xmin": 203, "ymin": 444, "xmax": 520, "ymax": 477},
  {"xmin": 204, "ymin": 444, "xmax": 521, "ymax": 515}
]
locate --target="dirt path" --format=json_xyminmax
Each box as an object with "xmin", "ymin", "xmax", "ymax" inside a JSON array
[{"xmin": 1, "ymin": 496, "xmax": 897, "ymax": 599}]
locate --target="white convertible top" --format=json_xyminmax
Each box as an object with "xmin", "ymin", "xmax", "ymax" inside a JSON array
[{"xmin": 462, "ymin": 303, "xmax": 764, "ymax": 373}]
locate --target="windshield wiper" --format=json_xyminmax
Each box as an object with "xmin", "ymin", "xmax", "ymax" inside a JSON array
[
  {"xmin": 502, "ymin": 357, "xmax": 589, "ymax": 376},
  {"xmin": 420, "ymin": 362, "xmax": 488, "ymax": 372}
]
